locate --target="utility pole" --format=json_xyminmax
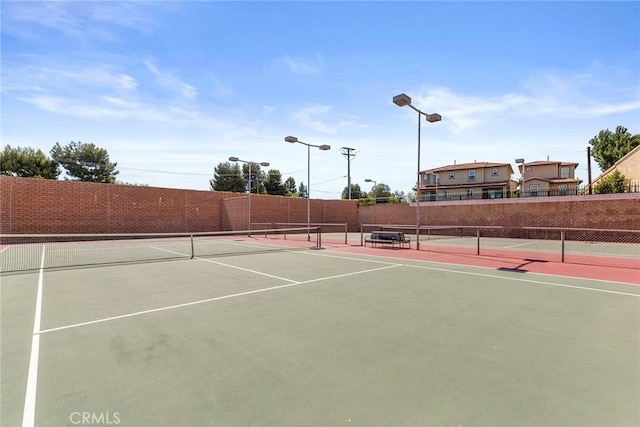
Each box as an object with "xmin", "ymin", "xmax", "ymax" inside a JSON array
[
  {"xmin": 587, "ymin": 146, "xmax": 592, "ymax": 194},
  {"xmin": 341, "ymin": 147, "xmax": 356, "ymax": 199}
]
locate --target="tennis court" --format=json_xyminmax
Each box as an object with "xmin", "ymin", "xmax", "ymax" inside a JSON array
[{"xmin": 2, "ymin": 232, "xmax": 639, "ymax": 426}]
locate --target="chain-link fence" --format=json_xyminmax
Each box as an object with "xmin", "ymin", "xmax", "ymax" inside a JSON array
[{"xmin": 360, "ymin": 224, "xmax": 640, "ymax": 269}]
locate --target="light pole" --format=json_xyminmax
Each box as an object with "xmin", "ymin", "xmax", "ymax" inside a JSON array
[
  {"xmin": 515, "ymin": 158, "xmax": 525, "ymax": 197},
  {"xmin": 229, "ymin": 156, "xmax": 270, "ymax": 233},
  {"xmin": 284, "ymin": 136, "xmax": 331, "ymax": 241},
  {"xmin": 365, "ymin": 178, "xmax": 377, "ymax": 203},
  {"xmin": 393, "ymin": 93, "xmax": 441, "ymax": 250}
]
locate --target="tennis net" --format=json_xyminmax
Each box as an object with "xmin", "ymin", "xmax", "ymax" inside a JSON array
[{"xmin": 0, "ymin": 227, "xmax": 321, "ymax": 273}]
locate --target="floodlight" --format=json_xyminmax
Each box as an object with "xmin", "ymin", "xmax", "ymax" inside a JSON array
[
  {"xmin": 393, "ymin": 93, "xmax": 412, "ymax": 107},
  {"xmin": 425, "ymin": 113, "xmax": 442, "ymax": 123}
]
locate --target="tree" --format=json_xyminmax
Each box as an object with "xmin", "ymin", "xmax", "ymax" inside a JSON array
[
  {"xmin": 298, "ymin": 182, "xmax": 308, "ymax": 198},
  {"xmin": 589, "ymin": 126, "xmax": 640, "ymax": 171},
  {"xmin": 341, "ymin": 183, "xmax": 363, "ymax": 199},
  {"xmin": 242, "ymin": 163, "xmax": 267, "ymax": 194},
  {"xmin": 264, "ymin": 169, "xmax": 286, "ymax": 195},
  {"xmin": 370, "ymin": 183, "xmax": 392, "ymax": 203},
  {"xmin": 0, "ymin": 145, "xmax": 60, "ymax": 179},
  {"xmin": 51, "ymin": 141, "xmax": 118, "ymax": 183},
  {"xmin": 116, "ymin": 181, "xmax": 149, "ymax": 186},
  {"xmin": 408, "ymin": 184, "xmax": 417, "ymax": 202},
  {"xmin": 210, "ymin": 162, "xmax": 244, "ymax": 192},
  {"xmin": 393, "ymin": 190, "xmax": 407, "ymax": 203},
  {"xmin": 594, "ymin": 170, "xmax": 630, "ymax": 194},
  {"xmin": 284, "ymin": 177, "xmax": 297, "ymax": 196}
]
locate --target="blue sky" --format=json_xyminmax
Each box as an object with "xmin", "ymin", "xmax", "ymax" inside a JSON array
[{"xmin": 2, "ymin": 1, "xmax": 639, "ymax": 198}]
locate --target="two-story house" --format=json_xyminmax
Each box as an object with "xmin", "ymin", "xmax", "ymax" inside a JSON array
[
  {"xmin": 591, "ymin": 145, "xmax": 639, "ymax": 192},
  {"xmin": 517, "ymin": 160, "xmax": 582, "ymax": 196},
  {"xmin": 419, "ymin": 162, "xmax": 516, "ymax": 201}
]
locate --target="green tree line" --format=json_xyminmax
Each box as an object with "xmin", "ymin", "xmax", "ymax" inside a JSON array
[
  {"xmin": 3, "ymin": 125, "xmax": 637, "ymax": 195},
  {"xmin": 1, "ymin": 141, "xmax": 119, "ymax": 183}
]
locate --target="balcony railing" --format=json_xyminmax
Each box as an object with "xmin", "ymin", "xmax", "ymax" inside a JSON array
[{"xmin": 419, "ymin": 182, "xmax": 640, "ymax": 202}]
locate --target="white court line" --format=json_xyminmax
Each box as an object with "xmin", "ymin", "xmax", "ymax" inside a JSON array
[
  {"xmin": 402, "ymin": 264, "xmax": 639, "ymax": 297},
  {"xmin": 503, "ymin": 241, "xmax": 540, "ymax": 249},
  {"xmin": 300, "ymin": 252, "xmax": 640, "ymax": 297},
  {"xmin": 151, "ymin": 246, "xmax": 299, "ymax": 283},
  {"xmin": 37, "ymin": 264, "xmax": 402, "ymax": 335},
  {"xmin": 195, "ymin": 257, "xmax": 299, "ymax": 283},
  {"xmin": 304, "ymin": 246, "xmax": 639, "ymax": 287},
  {"xmin": 22, "ymin": 246, "xmax": 45, "ymax": 427}
]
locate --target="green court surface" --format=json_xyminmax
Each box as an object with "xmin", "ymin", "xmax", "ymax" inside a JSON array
[{"xmin": 2, "ymin": 244, "xmax": 639, "ymax": 426}]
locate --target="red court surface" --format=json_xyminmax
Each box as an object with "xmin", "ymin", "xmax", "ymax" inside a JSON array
[{"xmin": 328, "ymin": 244, "xmax": 639, "ymax": 285}]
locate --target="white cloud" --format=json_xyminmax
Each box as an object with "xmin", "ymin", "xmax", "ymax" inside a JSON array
[
  {"xmin": 2, "ymin": 62, "xmax": 138, "ymax": 92},
  {"xmin": 276, "ymin": 54, "xmax": 323, "ymax": 75},
  {"xmin": 2, "ymin": 1, "xmax": 158, "ymax": 41},
  {"xmin": 411, "ymin": 70, "xmax": 640, "ymax": 134},
  {"xmin": 292, "ymin": 105, "xmax": 334, "ymax": 133},
  {"xmin": 291, "ymin": 105, "xmax": 366, "ymax": 134},
  {"xmin": 144, "ymin": 59, "xmax": 198, "ymax": 99}
]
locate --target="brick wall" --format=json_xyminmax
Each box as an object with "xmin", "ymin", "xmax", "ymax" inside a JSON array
[
  {"xmin": 359, "ymin": 194, "xmax": 640, "ymax": 230},
  {"xmin": 1, "ymin": 176, "xmax": 637, "ymax": 234},
  {"xmin": 0, "ymin": 176, "xmax": 358, "ymax": 234}
]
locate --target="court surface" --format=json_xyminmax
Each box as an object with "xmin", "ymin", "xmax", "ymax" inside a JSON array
[{"xmin": 2, "ymin": 239, "xmax": 639, "ymax": 426}]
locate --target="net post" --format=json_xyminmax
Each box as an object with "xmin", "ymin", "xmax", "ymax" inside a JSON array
[
  {"xmin": 476, "ymin": 228, "xmax": 480, "ymax": 255},
  {"xmin": 360, "ymin": 223, "xmax": 363, "ymax": 246},
  {"xmin": 561, "ymin": 229, "xmax": 565, "ymax": 262},
  {"xmin": 344, "ymin": 223, "xmax": 347, "ymax": 245},
  {"xmin": 317, "ymin": 227, "xmax": 322, "ymax": 248},
  {"xmin": 190, "ymin": 234, "xmax": 194, "ymax": 259}
]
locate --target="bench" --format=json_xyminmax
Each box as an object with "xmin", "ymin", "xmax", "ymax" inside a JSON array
[{"xmin": 364, "ymin": 231, "xmax": 411, "ymax": 249}]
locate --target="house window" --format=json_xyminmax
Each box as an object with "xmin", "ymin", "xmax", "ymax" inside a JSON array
[
  {"xmin": 491, "ymin": 168, "xmax": 498, "ymax": 176},
  {"xmin": 488, "ymin": 189, "xmax": 503, "ymax": 199},
  {"xmin": 466, "ymin": 188, "xmax": 474, "ymax": 198},
  {"xmin": 558, "ymin": 184, "xmax": 568, "ymax": 196},
  {"xmin": 449, "ymin": 172, "xmax": 455, "ymax": 179},
  {"xmin": 444, "ymin": 189, "xmax": 451, "ymax": 199},
  {"xmin": 530, "ymin": 184, "xmax": 539, "ymax": 197},
  {"xmin": 468, "ymin": 170, "xmax": 476, "ymax": 181},
  {"xmin": 435, "ymin": 174, "xmax": 440, "ymax": 184},
  {"xmin": 561, "ymin": 167, "xmax": 570, "ymax": 178}
]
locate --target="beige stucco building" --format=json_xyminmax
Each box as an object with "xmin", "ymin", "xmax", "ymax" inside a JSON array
[
  {"xmin": 591, "ymin": 145, "xmax": 640, "ymax": 191},
  {"xmin": 420, "ymin": 162, "xmax": 517, "ymax": 201},
  {"xmin": 517, "ymin": 160, "xmax": 582, "ymax": 197}
]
